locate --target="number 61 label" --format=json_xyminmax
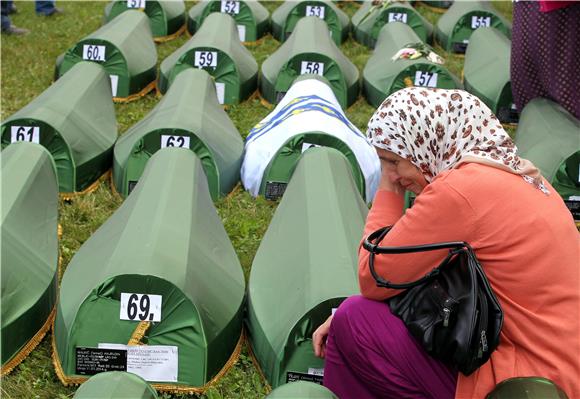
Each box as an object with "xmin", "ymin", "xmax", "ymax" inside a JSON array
[{"xmin": 120, "ymin": 293, "xmax": 162, "ymax": 322}]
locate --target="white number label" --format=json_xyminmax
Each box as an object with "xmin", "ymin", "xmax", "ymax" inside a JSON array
[
  {"xmin": 215, "ymin": 82, "xmax": 225, "ymax": 104},
  {"xmin": 305, "ymin": 5, "xmax": 325, "ymax": 19},
  {"xmin": 194, "ymin": 51, "xmax": 217, "ymax": 68},
  {"xmin": 161, "ymin": 135, "xmax": 190, "ymax": 149},
  {"xmin": 220, "ymin": 0, "xmax": 240, "ymax": 14},
  {"xmin": 237, "ymin": 25, "xmax": 246, "ymax": 42},
  {"xmin": 414, "ymin": 71, "xmax": 438, "ymax": 88},
  {"xmin": 109, "ymin": 74, "xmax": 119, "ymax": 97},
  {"xmin": 388, "ymin": 12, "xmax": 408, "ymax": 23},
  {"xmin": 471, "ymin": 16, "xmax": 491, "ymax": 29},
  {"xmin": 120, "ymin": 293, "xmax": 162, "ymax": 322},
  {"xmin": 11, "ymin": 126, "xmax": 39, "ymax": 143},
  {"xmin": 127, "ymin": 0, "xmax": 145, "ymax": 8},
  {"xmin": 300, "ymin": 61, "xmax": 324, "ymax": 76},
  {"xmin": 82, "ymin": 44, "xmax": 106, "ymax": 61}
]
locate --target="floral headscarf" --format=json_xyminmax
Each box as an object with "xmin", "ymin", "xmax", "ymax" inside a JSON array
[{"xmin": 367, "ymin": 87, "xmax": 548, "ymax": 192}]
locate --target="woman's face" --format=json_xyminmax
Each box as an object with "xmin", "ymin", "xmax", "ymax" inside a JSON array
[{"xmin": 376, "ymin": 148, "xmax": 428, "ymax": 194}]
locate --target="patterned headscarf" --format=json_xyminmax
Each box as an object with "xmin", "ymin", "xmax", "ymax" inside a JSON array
[{"xmin": 367, "ymin": 87, "xmax": 547, "ymax": 192}]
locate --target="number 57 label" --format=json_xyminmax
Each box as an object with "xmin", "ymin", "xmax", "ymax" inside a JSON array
[{"xmin": 120, "ymin": 293, "xmax": 162, "ymax": 322}]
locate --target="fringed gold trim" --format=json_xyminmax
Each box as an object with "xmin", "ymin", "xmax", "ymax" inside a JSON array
[
  {"xmin": 127, "ymin": 321, "xmax": 151, "ymax": 346},
  {"xmin": 258, "ymin": 92, "xmax": 274, "ymax": 109},
  {"xmin": 404, "ymin": 76, "xmax": 414, "ymax": 87},
  {"xmin": 113, "ymin": 80, "xmax": 156, "ymax": 103},
  {"xmin": 154, "ymin": 24, "xmax": 186, "ymax": 43},
  {"xmin": 1, "ymin": 306, "xmax": 57, "ymax": 376},
  {"xmin": 60, "ymin": 170, "xmax": 111, "ymax": 201},
  {"xmin": 150, "ymin": 331, "xmax": 244, "ymax": 394},
  {"xmin": 417, "ymin": 1, "xmax": 448, "ymax": 14},
  {"xmin": 52, "ymin": 329, "xmax": 245, "ymax": 393},
  {"xmin": 244, "ymin": 330, "xmax": 272, "ymax": 394},
  {"xmin": 243, "ymin": 36, "xmax": 267, "ymax": 47},
  {"xmin": 109, "ymin": 173, "xmax": 125, "ymax": 201},
  {"xmin": 226, "ymin": 182, "xmax": 242, "ymax": 199}
]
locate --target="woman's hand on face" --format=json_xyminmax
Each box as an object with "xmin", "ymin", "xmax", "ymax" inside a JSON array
[
  {"xmin": 378, "ymin": 158, "xmax": 405, "ymax": 195},
  {"xmin": 312, "ymin": 315, "xmax": 333, "ymax": 358}
]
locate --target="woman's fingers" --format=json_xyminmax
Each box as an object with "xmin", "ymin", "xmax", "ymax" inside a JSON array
[{"xmin": 312, "ymin": 315, "xmax": 333, "ymax": 358}]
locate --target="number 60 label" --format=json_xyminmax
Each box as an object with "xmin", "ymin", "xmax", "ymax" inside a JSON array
[{"xmin": 120, "ymin": 293, "xmax": 162, "ymax": 322}]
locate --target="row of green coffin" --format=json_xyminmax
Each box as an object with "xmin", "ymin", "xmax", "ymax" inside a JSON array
[
  {"xmin": 52, "ymin": 0, "xmax": 511, "ymax": 107},
  {"xmin": 72, "ymin": 371, "xmax": 338, "ymax": 398},
  {"xmin": 71, "ymin": 371, "xmax": 570, "ymax": 399},
  {"xmin": 4, "ymin": 143, "xmax": 574, "ymax": 393},
  {"xmin": 1, "ymin": 143, "xmax": 367, "ymax": 391}
]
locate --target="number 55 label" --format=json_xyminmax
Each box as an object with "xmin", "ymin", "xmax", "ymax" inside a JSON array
[{"xmin": 120, "ymin": 293, "xmax": 162, "ymax": 322}]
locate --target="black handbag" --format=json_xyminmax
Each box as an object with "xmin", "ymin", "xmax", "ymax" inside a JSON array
[{"xmin": 362, "ymin": 226, "xmax": 503, "ymax": 376}]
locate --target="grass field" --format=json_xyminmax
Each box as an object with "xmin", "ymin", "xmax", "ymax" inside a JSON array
[{"xmin": 1, "ymin": 2, "xmax": 513, "ymax": 398}]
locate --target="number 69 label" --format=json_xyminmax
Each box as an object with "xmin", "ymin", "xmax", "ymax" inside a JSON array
[{"xmin": 120, "ymin": 293, "xmax": 162, "ymax": 322}]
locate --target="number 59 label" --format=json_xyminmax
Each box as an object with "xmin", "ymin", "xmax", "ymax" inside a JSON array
[{"xmin": 120, "ymin": 293, "xmax": 162, "ymax": 322}]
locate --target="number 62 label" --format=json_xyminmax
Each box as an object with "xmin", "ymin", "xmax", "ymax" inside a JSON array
[{"xmin": 120, "ymin": 293, "xmax": 162, "ymax": 322}]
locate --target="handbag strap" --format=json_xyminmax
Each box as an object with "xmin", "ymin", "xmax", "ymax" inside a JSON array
[{"xmin": 362, "ymin": 226, "xmax": 473, "ymax": 290}]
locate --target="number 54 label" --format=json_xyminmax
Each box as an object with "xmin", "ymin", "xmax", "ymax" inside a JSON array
[{"xmin": 120, "ymin": 293, "xmax": 162, "ymax": 322}]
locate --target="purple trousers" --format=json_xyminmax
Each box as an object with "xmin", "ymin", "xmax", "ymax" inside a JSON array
[{"xmin": 324, "ymin": 295, "xmax": 457, "ymax": 399}]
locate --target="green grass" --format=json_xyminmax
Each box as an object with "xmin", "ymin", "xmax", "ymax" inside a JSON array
[{"xmin": 1, "ymin": 2, "xmax": 513, "ymax": 398}]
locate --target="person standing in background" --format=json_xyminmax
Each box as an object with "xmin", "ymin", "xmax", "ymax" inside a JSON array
[
  {"xmin": 35, "ymin": 0, "xmax": 62, "ymax": 16},
  {"xmin": 510, "ymin": 1, "xmax": 580, "ymax": 119},
  {"xmin": 1, "ymin": 0, "xmax": 28, "ymax": 35}
]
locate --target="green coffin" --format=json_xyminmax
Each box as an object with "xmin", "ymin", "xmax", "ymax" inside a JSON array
[
  {"xmin": 187, "ymin": 0, "xmax": 270, "ymax": 42},
  {"xmin": 463, "ymin": 27, "xmax": 517, "ymax": 124},
  {"xmin": 55, "ymin": 10, "xmax": 157, "ymax": 101},
  {"xmin": 363, "ymin": 22, "xmax": 461, "ymax": 108},
  {"xmin": 158, "ymin": 12, "xmax": 258, "ymax": 104},
  {"xmin": 1, "ymin": 143, "xmax": 58, "ymax": 374},
  {"xmin": 271, "ymin": 0, "xmax": 350, "ymax": 45},
  {"xmin": 352, "ymin": 1, "xmax": 433, "ymax": 47},
  {"xmin": 113, "ymin": 68, "xmax": 243, "ymax": 200},
  {"xmin": 53, "ymin": 149, "xmax": 245, "ymax": 392},
  {"xmin": 104, "ymin": 0, "xmax": 186, "ymax": 42},
  {"xmin": 515, "ymin": 98, "xmax": 580, "ymax": 200},
  {"xmin": 486, "ymin": 377, "xmax": 569, "ymax": 399},
  {"xmin": 267, "ymin": 381, "xmax": 338, "ymax": 398},
  {"xmin": 435, "ymin": 1, "xmax": 511, "ymax": 54},
  {"xmin": 1, "ymin": 62, "xmax": 117, "ymax": 194},
  {"xmin": 246, "ymin": 147, "xmax": 366, "ymax": 389},
  {"xmin": 260, "ymin": 16, "xmax": 359, "ymax": 108},
  {"xmin": 74, "ymin": 371, "xmax": 158, "ymax": 399},
  {"xmin": 418, "ymin": 0, "xmax": 453, "ymax": 11}
]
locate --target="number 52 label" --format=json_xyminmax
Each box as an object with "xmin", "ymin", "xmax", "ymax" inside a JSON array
[{"xmin": 120, "ymin": 293, "xmax": 162, "ymax": 322}]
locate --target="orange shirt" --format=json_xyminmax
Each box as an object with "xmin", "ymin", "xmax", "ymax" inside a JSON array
[{"xmin": 358, "ymin": 163, "xmax": 580, "ymax": 398}]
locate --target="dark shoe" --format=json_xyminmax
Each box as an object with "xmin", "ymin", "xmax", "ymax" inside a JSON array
[
  {"xmin": 1, "ymin": 25, "xmax": 30, "ymax": 35},
  {"xmin": 8, "ymin": 4, "xmax": 18, "ymax": 14},
  {"xmin": 44, "ymin": 7, "xmax": 64, "ymax": 16}
]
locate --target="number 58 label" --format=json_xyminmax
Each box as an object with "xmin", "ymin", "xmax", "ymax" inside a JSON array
[{"xmin": 120, "ymin": 293, "xmax": 162, "ymax": 322}]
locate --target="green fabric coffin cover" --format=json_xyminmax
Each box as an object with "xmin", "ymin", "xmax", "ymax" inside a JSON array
[
  {"xmin": 246, "ymin": 147, "xmax": 367, "ymax": 388},
  {"xmin": 363, "ymin": 22, "xmax": 461, "ymax": 108},
  {"xmin": 419, "ymin": 0, "xmax": 453, "ymax": 11},
  {"xmin": 104, "ymin": 0, "xmax": 186, "ymax": 40},
  {"xmin": 267, "ymin": 381, "xmax": 338, "ymax": 398},
  {"xmin": 515, "ymin": 98, "xmax": 580, "ymax": 199},
  {"xmin": 486, "ymin": 377, "xmax": 569, "ymax": 399},
  {"xmin": 55, "ymin": 10, "xmax": 157, "ymax": 99},
  {"xmin": 352, "ymin": 1, "xmax": 434, "ymax": 47},
  {"xmin": 158, "ymin": 12, "xmax": 258, "ymax": 104},
  {"xmin": 187, "ymin": 0, "xmax": 270, "ymax": 42},
  {"xmin": 435, "ymin": 1, "xmax": 511, "ymax": 54},
  {"xmin": 1, "ymin": 143, "xmax": 58, "ymax": 371},
  {"xmin": 113, "ymin": 68, "xmax": 243, "ymax": 200},
  {"xmin": 260, "ymin": 16, "xmax": 360, "ymax": 108},
  {"xmin": 271, "ymin": 0, "xmax": 350, "ymax": 45},
  {"xmin": 73, "ymin": 371, "xmax": 158, "ymax": 399},
  {"xmin": 1, "ymin": 62, "xmax": 117, "ymax": 193},
  {"xmin": 54, "ymin": 149, "xmax": 245, "ymax": 390},
  {"xmin": 463, "ymin": 27, "xmax": 517, "ymax": 123}
]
